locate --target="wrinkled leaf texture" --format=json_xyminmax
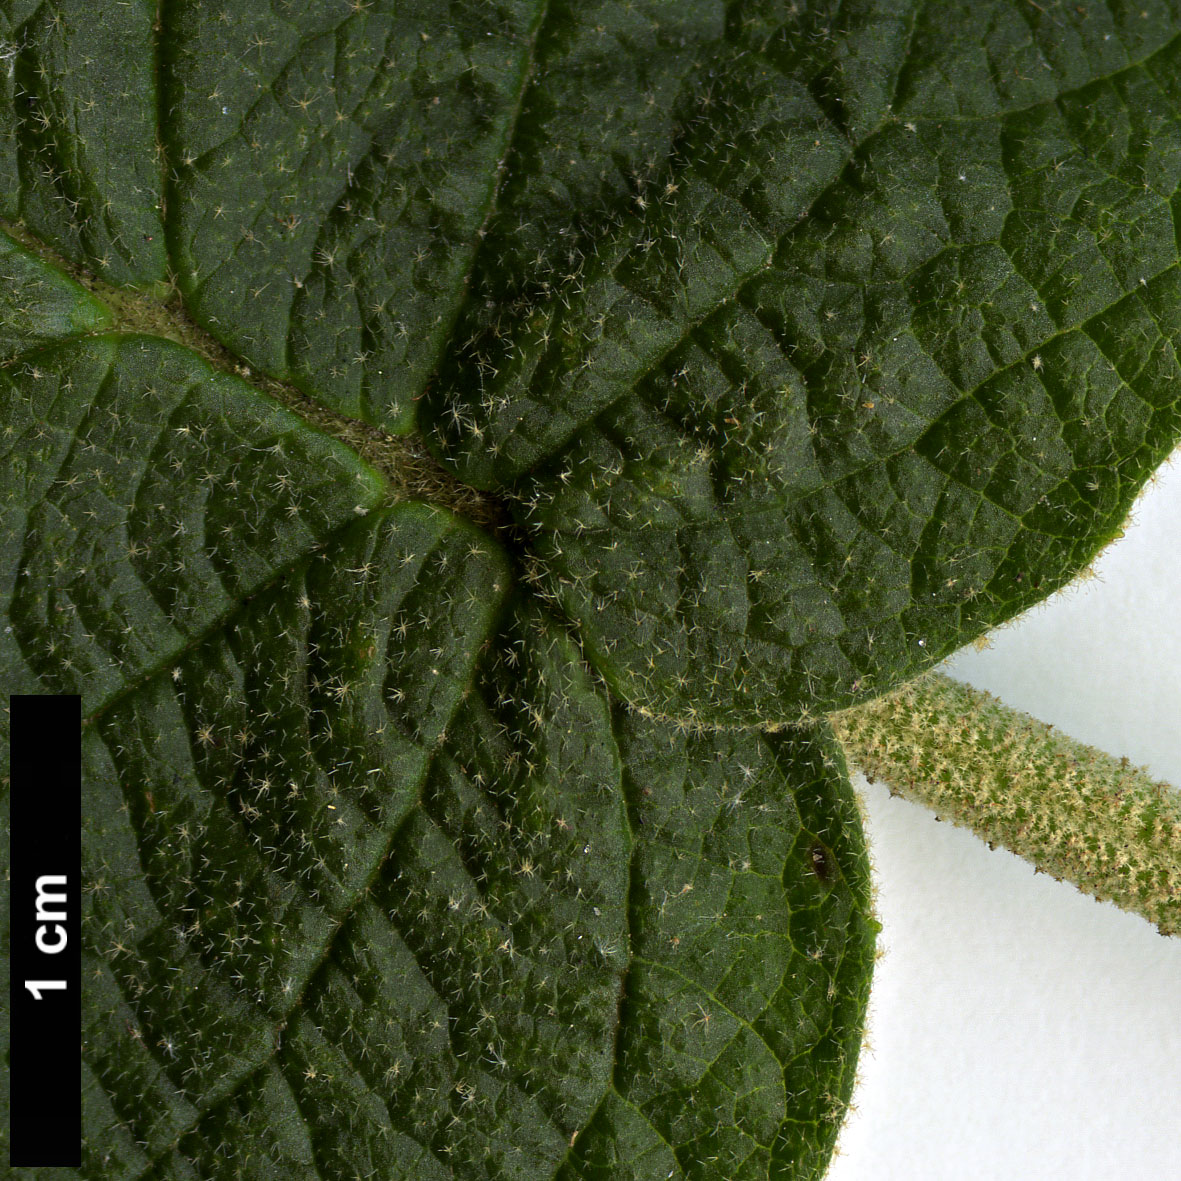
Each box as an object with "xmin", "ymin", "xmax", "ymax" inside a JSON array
[{"xmin": 3, "ymin": 0, "xmax": 1181, "ymax": 1177}]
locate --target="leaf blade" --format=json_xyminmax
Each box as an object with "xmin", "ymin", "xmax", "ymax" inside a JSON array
[
  {"xmin": 0, "ymin": 332, "xmax": 385, "ymax": 715},
  {"xmin": 424, "ymin": 6, "xmax": 1181, "ymax": 723},
  {"xmin": 162, "ymin": 0, "xmax": 554, "ymax": 431},
  {"xmin": 78, "ymin": 503, "xmax": 513, "ymax": 1172},
  {"xmin": 0, "ymin": 226, "xmax": 113, "ymax": 357},
  {"xmin": 0, "ymin": 0, "xmax": 166, "ymax": 286},
  {"xmin": 70, "ymin": 545, "xmax": 872, "ymax": 1180}
]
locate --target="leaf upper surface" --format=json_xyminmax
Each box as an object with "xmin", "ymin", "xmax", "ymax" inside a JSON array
[
  {"xmin": 0, "ymin": 0, "xmax": 166, "ymax": 286},
  {"xmin": 76, "ymin": 504, "xmax": 512, "ymax": 1176},
  {"xmin": 422, "ymin": 0, "xmax": 1181, "ymax": 722},
  {"xmin": 0, "ymin": 228, "xmax": 112, "ymax": 356},
  {"xmin": 0, "ymin": 330, "xmax": 385, "ymax": 715},
  {"xmin": 69, "ymin": 512, "xmax": 872, "ymax": 1181},
  {"xmin": 161, "ymin": 0, "xmax": 554, "ymax": 430},
  {"xmin": 5, "ymin": 0, "xmax": 1181, "ymax": 722},
  {"xmin": 6, "ymin": 2, "xmax": 1181, "ymax": 1172}
]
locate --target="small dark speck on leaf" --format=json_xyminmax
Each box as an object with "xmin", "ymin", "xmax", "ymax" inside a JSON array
[{"xmin": 810, "ymin": 842, "xmax": 832, "ymax": 883}]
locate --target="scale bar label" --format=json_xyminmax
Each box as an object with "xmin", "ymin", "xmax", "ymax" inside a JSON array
[{"xmin": 8, "ymin": 694, "xmax": 81, "ymax": 1168}]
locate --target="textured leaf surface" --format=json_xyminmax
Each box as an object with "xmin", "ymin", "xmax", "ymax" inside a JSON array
[
  {"xmin": 6, "ymin": 0, "xmax": 1181, "ymax": 725},
  {"xmin": 0, "ymin": 332, "xmax": 384, "ymax": 714},
  {"xmin": 8, "ymin": 1, "xmax": 1181, "ymax": 1173},
  {"xmin": 561, "ymin": 708, "xmax": 874, "ymax": 1180},
  {"xmin": 67, "ymin": 510, "xmax": 871, "ymax": 1180},
  {"xmin": 161, "ymin": 0, "xmax": 552, "ymax": 429},
  {"xmin": 0, "ymin": 227, "xmax": 111, "ymax": 357},
  {"xmin": 422, "ymin": 1, "xmax": 1181, "ymax": 723},
  {"xmin": 5, "ymin": 0, "xmax": 738, "ymax": 431},
  {"xmin": 0, "ymin": 0, "xmax": 166, "ymax": 286}
]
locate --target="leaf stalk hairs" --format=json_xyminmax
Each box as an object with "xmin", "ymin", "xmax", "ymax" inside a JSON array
[{"xmin": 831, "ymin": 672, "xmax": 1181, "ymax": 937}]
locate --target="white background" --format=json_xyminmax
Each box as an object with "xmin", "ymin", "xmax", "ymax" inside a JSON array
[{"xmin": 826, "ymin": 451, "xmax": 1181, "ymax": 1181}]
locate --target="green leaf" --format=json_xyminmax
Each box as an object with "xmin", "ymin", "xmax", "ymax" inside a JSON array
[
  {"xmin": 72, "ymin": 510, "xmax": 872, "ymax": 1179},
  {"xmin": 7, "ymin": 1, "xmax": 1181, "ymax": 1174},
  {"xmin": 570, "ymin": 706, "xmax": 874, "ymax": 1180},
  {"xmin": 420, "ymin": 2, "xmax": 1181, "ymax": 723},
  {"xmin": 75, "ymin": 504, "xmax": 510, "ymax": 1172},
  {"xmin": 0, "ymin": 228, "xmax": 112, "ymax": 357},
  {"xmin": 0, "ymin": 331, "xmax": 385, "ymax": 714},
  {"xmin": 158, "ymin": 0, "xmax": 552, "ymax": 429},
  {"xmin": 0, "ymin": 0, "xmax": 166, "ymax": 286},
  {"xmin": 8, "ymin": 3, "xmax": 1180, "ymax": 723}
]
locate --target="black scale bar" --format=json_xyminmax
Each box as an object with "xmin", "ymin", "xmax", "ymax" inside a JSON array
[{"xmin": 8, "ymin": 694, "xmax": 82, "ymax": 1169}]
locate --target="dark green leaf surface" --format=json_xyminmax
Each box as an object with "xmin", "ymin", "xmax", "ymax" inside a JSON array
[
  {"xmin": 76, "ymin": 505, "xmax": 510, "ymax": 1177},
  {"xmin": 0, "ymin": 332, "xmax": 384, "ymax": 714},
  {"xmin": 69, "ymin": 512, "xmax": 871, "ymax": 1180},
  {"xmin": 157, "ymin": 0, "xmax": 736, "ymax": 432},
  {"xmin": 562, "ymin": 709, "xmax": 874, "ymax": 1180},
  {"xmin": 6, "ymin": 0, "xmax": 1180, "ymax": 724},
  {"xmin": 160, "ymin": 0, "xmax": 555, "ymax": 430},
  {"xmin": 0, "ymin": 228, "xmax": 112, "ymax": 357},
  {"xmin": 8, "ymin": 1, "xmax": 1181, "ymax": 1175},
  {"xmin": 422, "ymin": 1, "xmax": 1181, "ymax": 723},
  {"xmin": 0, "ymin": 0, "xmax": 166, "ymax": 286}
]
